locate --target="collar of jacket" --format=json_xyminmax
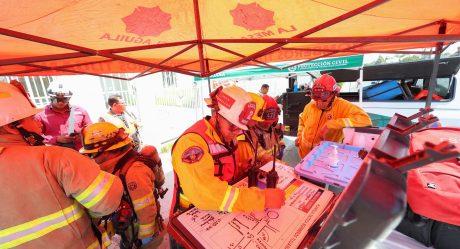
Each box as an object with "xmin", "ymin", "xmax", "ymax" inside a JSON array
[
  {"xmin": 0, "ymin": 134, "xmax": 30, "ymax": 146},
  {"xmin": 99, "ymin": 149, "xmax": 131, "ymax": 174},
  {"xmin": 203, "ymin": 116, "xmax": 225, "ymax": 145}
]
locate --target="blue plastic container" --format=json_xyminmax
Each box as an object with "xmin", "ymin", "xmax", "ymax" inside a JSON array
[{"xmin": 363, "ymin": 80, "xmax": 403, "ymax": 100}]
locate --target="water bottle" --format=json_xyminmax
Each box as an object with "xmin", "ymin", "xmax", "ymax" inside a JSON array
[{"xmin": 293, "ymin": 80, "xmax": 298, "ymax": 92}]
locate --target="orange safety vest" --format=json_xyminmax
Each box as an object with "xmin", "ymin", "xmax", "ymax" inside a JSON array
[
  {"xmin": 170, "ymin": 118, "xmax": 266, "ymax": 215},
  {"xmin": 180, "ymin": 119, "xmax": 238, "ymax": 182}
]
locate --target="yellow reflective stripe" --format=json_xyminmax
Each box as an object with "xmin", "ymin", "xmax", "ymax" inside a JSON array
[
  {"xmin": 132, "ymin": 193, "xmax": 155, "ymax": 211},
  {"xmin": 219, "ymin": 187, "xmax": 232, "ymax": 211},
  {"xmin": 75, "ymin": 172, "xmax": 115, "ymax": 208},
  {"xmin": 343, "ymin": 118, "xmax": 353, "ymax": 127},
  {"xmin": 227, "ymin": 188, "xmax": 240, "ymax": 212},
  {"xmin": 101, "ymin": 231, "xmax": 111, "ymax": 249},
  {"xmin": 87, "ymin": 240, "xmax": 101, "ymax": 249},
  {"xmin": 0, "ymin": 202, "xmax": 84, "ymax": 248},
  {"xmin": 138, "ymin": 223, "xmax": 155, "ymax": 237},
  {"xmin": 75, "ymin": 172, "xmax": 105, "ymax": 202}
]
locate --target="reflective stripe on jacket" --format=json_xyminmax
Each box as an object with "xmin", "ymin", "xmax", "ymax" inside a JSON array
[
  {"xmin": 297, "ymin": 97, "xmax": 372, "ymax": 158},
  {"xmin": 171, "ymin": 118, "xmax": 265, "ymax": 212},
  {"xmin": 0, "ymin": 134, "xmax": 123, "ymax": 249}
]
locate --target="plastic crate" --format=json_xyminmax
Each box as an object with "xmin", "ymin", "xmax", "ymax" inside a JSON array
[{"xmin": 294, "ymin": 141, "xmax": 363, "ymax": 188}]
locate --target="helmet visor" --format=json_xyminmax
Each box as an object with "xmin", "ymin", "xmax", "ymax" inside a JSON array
[
  {"xmin": 311, "ymin": 86, "xmax": 333, "ymax": 101},
  {"xmin": 262, "ymin": 107, "xmax": 279, "ymax": 121},
  {"xmin": 51, "ymin": 96, "xmax": 70, "ymax": 103}
]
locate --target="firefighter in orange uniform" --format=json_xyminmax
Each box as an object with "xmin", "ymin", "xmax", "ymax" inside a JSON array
[
  {"xmin": 0, "ymin": 82, "xmax": 123, "ymax": 249},
  {"xmin": 237, "ymin": 94, "xmax": 284, "ymax": 175},
  {"xmin": 171, "ymin": 86, "xmax": 285, "ymax": 214},
  {"xmin": 80, "ymin": 122, "xmax": 165, "ymax": 248},
  {"xmin": 295, "ymin": 75, "xmax": 372, "ymax": 158}
]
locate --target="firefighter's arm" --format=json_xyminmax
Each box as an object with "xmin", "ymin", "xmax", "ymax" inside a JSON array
[
  {"xmin": 297, "ymin": 107, "xmax": 308, "ymax": 137},
  {"xmin": 172, "ymin": 134, "xmax": 266, "ymax": 212},
  {"xmin": 324, "ymin": 100, "xmax": 372, "ymax": 130},
  {"xmin": 124, "ymin": 162, "xmax": 157, "ymax": 239},
  {"xmin": 297, "ymin": 104, "xmax": 311, "ymax": 146},
  {"xmin": 45, "ymin": 147, "xmax": 123, "ymax": 216}
]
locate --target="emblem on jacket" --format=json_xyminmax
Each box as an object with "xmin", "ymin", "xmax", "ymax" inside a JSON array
[
  {"xmin": 326, "ymin": 113, "xmax": 333, "ymax": 120},
  {"xmin": 182, "ymin": 146, "xmax": 204, "ymax": 164},
  {"xmin": 128, "ymin": 182, "xmax": 138, "ymax": 191}
]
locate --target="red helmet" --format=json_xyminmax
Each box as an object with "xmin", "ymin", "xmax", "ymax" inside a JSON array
[
  {"xmin": 311, "ymin": 74, "xmax": 341, "ymax": 101},
  {"xmin": 261, "ymin": 95, "xmax": 280, "ymax": 124}
]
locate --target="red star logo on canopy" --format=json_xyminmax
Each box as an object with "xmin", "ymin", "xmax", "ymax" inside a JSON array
[
  {"xmin": 230, "ymin": 2, "xmax": 275, "ymax": 31},
  {"xmin": 122, "ymin": 6, "xmax": 171, "ymax": 37}
]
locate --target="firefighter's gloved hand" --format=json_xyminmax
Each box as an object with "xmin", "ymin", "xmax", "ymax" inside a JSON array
[
  {"xmin": 294, "ymin": 138, "xmax": 300, "ymax": 147},
  {"xmin": 264, "ymin": 188, "xmax": 286, "ymax": 209}
]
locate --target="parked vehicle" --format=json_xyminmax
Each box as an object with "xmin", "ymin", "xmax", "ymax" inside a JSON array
[{"xmin": 282, "ymin": 57, "xmax": 460, "ymax": 135}]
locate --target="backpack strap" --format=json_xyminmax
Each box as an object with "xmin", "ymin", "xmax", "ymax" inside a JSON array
[{"xmin": 112, "ymin": 149, "xmax": 140, "ymax": 247}]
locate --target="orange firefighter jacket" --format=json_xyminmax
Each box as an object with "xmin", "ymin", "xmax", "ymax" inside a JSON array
[
  {"xmin": 171, "ymin": 118, "xmax": 266, "ymax": 212},
  {"xmin": 297, "ymin": 97, "xmax": 372, "ymax": 158},
  {"xmin": 98, "ymin": 150, "xmax": 159, "ymax": 240},
  {"xmin": 0, "ymin": 134, "xmax": 123, "ymax": 249}
]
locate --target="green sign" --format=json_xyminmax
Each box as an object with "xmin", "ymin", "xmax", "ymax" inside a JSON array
[{"xmin": 195, "ymin": 55, "xmax": 363, "ymax": 80}]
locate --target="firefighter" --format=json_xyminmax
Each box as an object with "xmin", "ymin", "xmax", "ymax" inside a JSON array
[
  {"xmin": 80, "ymin": 122, "xmax": 165, "ymax": 248},
  {"xmin": 0, "ymin": 82, "xmax": 123, "ymax": 249},
  {"xmin": 295, "ymin": 74, "xmax": 372, "ymax": 158},
  {"xmin": 171, "ymin": 86, "xmax": 286, "ymax": 215},
  {"xmin": 237, "ymin": 94, "xmax": 285, "ymax": 175}
]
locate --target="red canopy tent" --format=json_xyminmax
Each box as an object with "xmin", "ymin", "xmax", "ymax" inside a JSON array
[{"xmin": 0, "ymin": 0, "xmax": 459, "ymax": 80}]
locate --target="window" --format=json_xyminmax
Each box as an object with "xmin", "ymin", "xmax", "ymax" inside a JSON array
[
  {"xmin": 99, "ymin": 74, "xmax": 137, "ymax": 109},
  {"xmin": 162, "ymin": 72, "xmax": 177, "ymax": 88},
  {"xmin": 0, "ymin": 76, "xmax": 52, "ymax": 107}
]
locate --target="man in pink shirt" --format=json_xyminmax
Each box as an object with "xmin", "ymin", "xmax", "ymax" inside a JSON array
[{"xmin": 35, "ymin": 81, "xmax": 92, "ymax": 150}]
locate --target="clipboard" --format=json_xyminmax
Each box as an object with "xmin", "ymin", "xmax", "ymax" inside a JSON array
[{"xmin": 167, "ymin": 165, "xmax": 335, "ymax": 249}]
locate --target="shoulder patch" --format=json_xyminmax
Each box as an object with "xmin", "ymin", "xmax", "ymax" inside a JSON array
[
  {"xmin": 128, "ymin": 181, "xmax": 137, "ymax": 191},
  {"xmin": 182, "ymin": 146, "xmax": 204, "ymax": 164},
  {"xmin": 326, "ymin": 113, "xmax": 333, "ymax": 120}
]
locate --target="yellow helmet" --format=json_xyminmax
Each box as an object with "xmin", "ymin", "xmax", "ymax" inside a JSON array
[
  {"xmin": 0, "ymin": 81, "xmax": 41, "ymax": 127},
  {"xmin": 248, "ymin": 92, "xmax": 265, "ymax": 122},
  {"xmin": 80, "ymin": 122, "xmax": 132, "ymax": 154}
]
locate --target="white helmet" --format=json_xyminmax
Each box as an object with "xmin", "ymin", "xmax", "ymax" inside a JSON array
[
  {"xmin": 205, "ymin": 86, "xmax": 256, "ymax": 130},
  {"xmin": 0, "ymin": 81, "xmax": 41, "ymax": 127},
  {"xmin": 47, "ymin": 80, "xmax": 73, "ymax": 97}
]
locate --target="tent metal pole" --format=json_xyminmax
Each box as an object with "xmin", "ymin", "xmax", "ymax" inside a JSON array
[
  {"xmin": 425, "ymin": 22, "xmax": 446, "ymax": 109},
  {"xmin": 359, "ymin": 67, "xmax": 364, "ymax": 107},
  {"xmin": 204, "ymin": 34, "xmax": 460, "ymax": 44},
  {"xmin": 193, "ymin": 0, "xmax": 206, "ymax": 76}
]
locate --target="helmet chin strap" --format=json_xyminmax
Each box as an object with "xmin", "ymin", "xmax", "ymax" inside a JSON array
[
  {"xmin": 12, "ymin": 122, "xmax": 45, "ymax": 146},
  {"xmin": 214, "ymin": 114, "xmax": 237, "ymax": 151}
]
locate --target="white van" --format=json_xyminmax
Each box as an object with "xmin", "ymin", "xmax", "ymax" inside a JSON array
[{"xmin": 322, "ymin": 56, "xmax": 460, "ymax": 127}]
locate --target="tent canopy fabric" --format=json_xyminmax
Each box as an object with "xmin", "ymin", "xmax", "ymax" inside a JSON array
[{"xmin": 0, "ymin": 0, "xmax": 459, "ymax": 79}]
